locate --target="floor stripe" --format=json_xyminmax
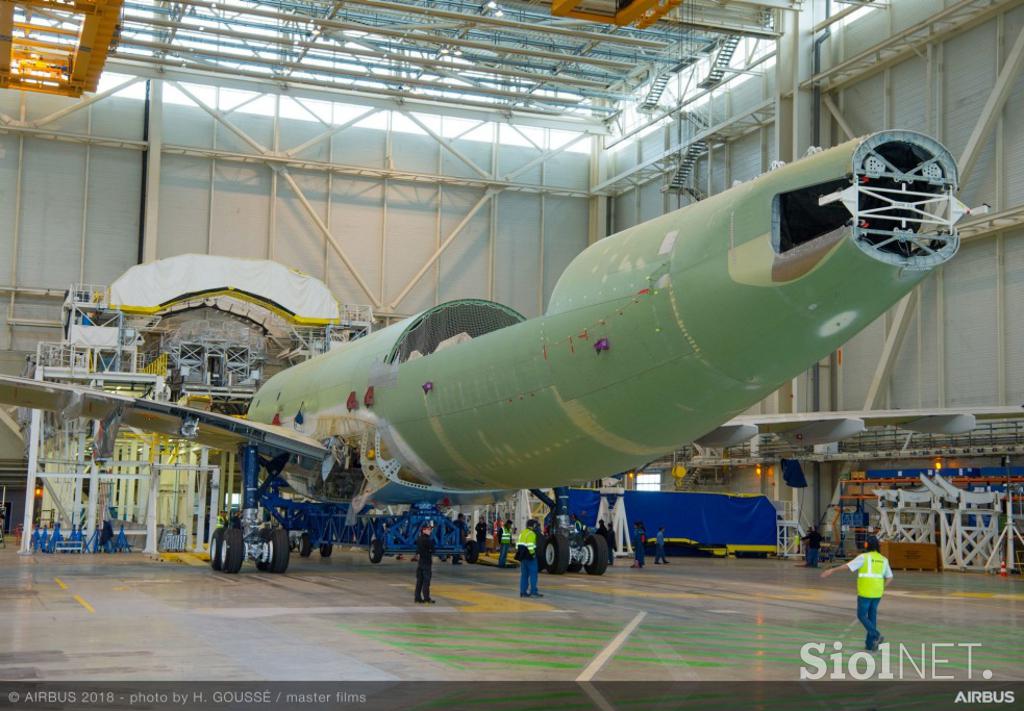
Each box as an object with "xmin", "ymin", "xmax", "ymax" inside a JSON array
[
  {"xmin": 576, "ymin": 611, "xmax": 646, "ymax": 682},
  {"xmin": 73, "ymin": 595, "xmax": 95, "ymax": 614},
  {"xmin": 53, "ymin": 577, "xmax": 67, "ymax": 590}
]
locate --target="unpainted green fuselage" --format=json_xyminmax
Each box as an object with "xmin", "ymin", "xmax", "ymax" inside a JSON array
[{"xmin": 248, "ymin": 135, "xmax": 940, "ymax": 492}]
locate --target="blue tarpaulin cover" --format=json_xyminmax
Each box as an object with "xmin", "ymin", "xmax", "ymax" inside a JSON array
[{"xmin": 567, "ymin": 489, "xmax": 776, "ymax": 547}]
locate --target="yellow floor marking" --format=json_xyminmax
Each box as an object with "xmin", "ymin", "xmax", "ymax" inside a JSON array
[
  {"xmin": 54, "ymin": 577, "xmax": 68, "ymax": 590},
  {"xmin": 953, "ymin": 592, "xmax": 1024, "ymax": 601},
  {"xmin": 73, "ymin": 595, "xmax": 95, "ymax": 614},
  {"xmin": 582, "ymin": 586, "xmax": 700, "ymax": 600},
  {"xmin": 159, "ymin": 552, "xmax": 210, "ymax": 567},
  {"xmin": 430, "ymin": 584, "xmax": 553, "ymax": 612}
]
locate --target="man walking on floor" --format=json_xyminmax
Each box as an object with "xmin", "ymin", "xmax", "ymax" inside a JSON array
[
  {"xmin": 820, "ymin": 535, "xmax": 893, "ymax": 650},
  {"xmin": 516, "ymin": 519, "xmax": 542, "ymax": 598},
  {"xmin": 414, "ymin": 522, "xmax": 436, "ymax": 604},
  {"xmin": 654, "ymin": 526, "xmax": 668, "ymax": 564}
]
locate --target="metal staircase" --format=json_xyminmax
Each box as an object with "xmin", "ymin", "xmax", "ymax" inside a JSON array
[
  {"xmin": 698, "ymin": 35, "xmax": 741, "ymax": 89},
  {"xmin": 638, "ymin": 56, "xmax": 700, "ymax": 112},
  {"xmin": 666, "ymin": 111, "xmax": 710, "ymax": 192},
  {"xmin": 639, "ymin": 73, "xmax": 672, "ymax": 111}
]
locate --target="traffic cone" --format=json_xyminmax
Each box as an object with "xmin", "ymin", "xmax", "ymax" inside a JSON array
[{"xmin": 1000, "ymin": 560, "xmax": 1008, "ymax": 578}]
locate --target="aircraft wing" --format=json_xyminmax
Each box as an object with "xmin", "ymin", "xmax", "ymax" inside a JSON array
[
  {"xmin": 696, "ymin": 405, "xmax": 1024, "ymax": 447},
  {"xmin": 0, "ymin": 374, "xmax": 327, "ymax": 468}
]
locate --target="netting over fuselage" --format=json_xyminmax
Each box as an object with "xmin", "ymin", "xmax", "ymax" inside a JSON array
[{"xmin": 386, "ymin": 299, "xmax": 525, "ymax": 365}]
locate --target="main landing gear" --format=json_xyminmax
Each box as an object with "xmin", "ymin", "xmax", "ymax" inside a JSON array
[
  {"xmin": 533, "ymin": 487, "xmax": 608, "ymax": 576},
  {"xmin": 211, "ymin": 445, "xmax": 292, "ymax": 575}
]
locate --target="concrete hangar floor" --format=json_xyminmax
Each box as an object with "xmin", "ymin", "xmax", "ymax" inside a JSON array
[{"xmin": 1, "ymin": 547, "xmax": 1021, "ymax": 684}]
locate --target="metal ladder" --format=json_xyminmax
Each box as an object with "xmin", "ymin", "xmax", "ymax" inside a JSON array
[
  {"xmin": 698, "ymin": 35, "xmax": 741, "ymax": 89},
  {"xmin": 666, "ymin": 111, "xmax": 710, "ymax": 192}
]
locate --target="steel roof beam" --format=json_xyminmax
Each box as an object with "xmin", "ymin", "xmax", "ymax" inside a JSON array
[
  {"xmin": 106, "ymin": 58, "xmax": 610, "ymax": 131},
  {"xmin": 336, "ymin": 0, "xmax": 671, "ymax": 49},
  {"xmin": 121, "ymin": 13, "xmax": 617, "ymax": 92}
]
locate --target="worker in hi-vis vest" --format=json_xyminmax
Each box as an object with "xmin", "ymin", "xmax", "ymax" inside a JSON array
[
  {"xmin": 498, "ymin": 519, "xmax": 513, "ymax": 568},
  {"xmin": 820, "ymin": 535, "xmax": 894, "ymax": 651},
  {"xmin": 515, "ymin": 519, "xmax": 542, "ymax": 598}
]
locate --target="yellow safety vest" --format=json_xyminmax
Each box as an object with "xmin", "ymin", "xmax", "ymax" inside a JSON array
[
  {"xmin": 517, "ymin": 528, "xmax": 536, "ymax": 553},
  {"xmin": 856, "ymin": 551, "xmax": 888, "ymax": 599},
  {"xmin": 501, "ymin": 527, "xmax": 512, "ymax": 545}
]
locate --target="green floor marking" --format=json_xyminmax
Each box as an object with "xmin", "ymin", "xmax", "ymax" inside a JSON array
[
  {"xmin": 345, "ymin": 628, "xmax": 602, "ymax": 654},
  {"xmin": 610, "ymin": 657, "xmax": 726, "ymax": 668},
  {"xmin": 354, "ymin": 621, "xmax": 619, "ymax": 636},
  {"xmin": 356, "ymin": 638, "xmax": 585, "ymax": 668}
]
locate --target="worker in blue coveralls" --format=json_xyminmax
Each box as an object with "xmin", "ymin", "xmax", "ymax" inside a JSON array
[
  {"xmin": 451, "ymin": 512, "xmax": 467, "ymax": 564},
  {"xmin": 631, "ymin": 521, "xmax": 646, "ymax": 568},
  {"xmin": 654, "ymin": 526, "xmax": 668, "ymax": 564}
]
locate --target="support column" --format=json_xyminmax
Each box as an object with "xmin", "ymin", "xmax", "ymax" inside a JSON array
[
  {"xmin": 207, "ymin": 465, "xmax": 221, "ymax": 541},
  {"xmin": 193, "ymin": 448, "xmax": 208, "ymax": 553},
  {"xmin": 18, "ymin": 370, "xmax": 43, "ymax": 554},
  {"xmin": 85, "ymin": 460, "xmax": 99, "ymax": 541},
  {"xmin": 141, "ymin": 79, "xmax": 163, "ymax": 263},
  {"xmin": 144, "ymin": 464, "xmax": 159, "ymax": 554}
]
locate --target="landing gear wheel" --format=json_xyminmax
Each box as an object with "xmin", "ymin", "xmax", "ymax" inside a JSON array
[
  {"xmin": 223, "ymin": 528, "xmax": 244, "ymax": 574},
  {"xmin": 256, "ymin": 529, "xmax": 272, "ymax": 571},
  {"xmin": 319, "ymin": 543, "xmax": 333, "ymax": 558},
  {"xmin": 544, "ymin": 533, "xmax": 570, "ymax": 575},
  {"xmin": 270, "ymin": 528, "xmax": 290, "ymax": 574},
  {"xmin": 536, "ymin": 534, "xmax": 548, "ymax": 572},
  {"xmin": 463, "ymin": 540, "xmax": 479, "ymax": 564},
  {"xmin": 299, "ymin": 532, "xmax": 312, "ymax": 558},
  {"xmin": 369, "ymin": 538, "xmax": 384, "ymax": 564},
  {"xmin": 584, "ymin": 534, "xmax": 608, "ymax": 576},
  {"xmin": 210, "ymin": 527, "xmax": 225, "ymax": 571}
]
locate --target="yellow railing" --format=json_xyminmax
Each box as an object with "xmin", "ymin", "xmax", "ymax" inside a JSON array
[{"xmin": 140, "ymin": 353, "xmax": 169, "ymax": 377}]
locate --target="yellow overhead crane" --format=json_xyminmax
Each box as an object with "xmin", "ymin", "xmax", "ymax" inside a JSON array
[
  {"xmin": 550, "ymin": 0, "xmax": 681, "ymax": 29},
  {"xmin": 0, "ymin": 0, "xmax": 123, "ymax": 97}
]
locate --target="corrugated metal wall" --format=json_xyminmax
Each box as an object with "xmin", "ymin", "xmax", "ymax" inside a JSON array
[
  {"xmin": 607, "ymin": 2, "xmax": 1024, "ymax": 411},
  {"xmin": 0, "ymin": 81, "xmax": 591, "ymax": 353}
]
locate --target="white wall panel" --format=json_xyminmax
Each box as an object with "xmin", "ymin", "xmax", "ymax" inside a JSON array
[
  {"xmin": 210, "ymin": 162, "xmax": 271, "ymax": 259},
  {"xmin": 613, "ymin": 191, "xmax": 637, "ymax": 234},
  {"xmin": 890, "ymin": 56, "xmax": 927, "ymax": 132},
  {"xmin": 0, "ymin": 134, "xmax": 20, "ymax": 283},
  {"xmin": 917, "ymin": 273, "xmax": 941, "ymax": 409},
  {"xmin": 944, "ymin": 241, "xmax": 999, "ymax": 406},
  {"xmin": 328, "ymin": 177, "xmax": 383, "ymax": 306},
  {"xmin": 438, "ymin": 187, "xmax": 491, "ymax": 305},
  {"xmin": 544, "ymin": 153, "xmax": 589, "ymax": 192},
  {"xmin": 542, "ymin": 196, "xmax": 587, "ymax": 309},
  {"xmin": 494, "ymin": 192, "xmax": 542, "ymax": 317},
  {"xmin": 17, "ymin": 139, "xmax": 86, "ymax": 286},
  {"xmin": 841, "ymin": 74, "xmax": 883, "ymax": 137},
  {"xmin": 385, "ymin": 183, "xmax": 440, "ymax": 314},
  {"xmin": 274, "ymin": 169, "xmax": 327, "ymax": 281},
  {"xmin": 943, "ymin": 22, "xmax": 996, "ymax": 205},
  {"xmin": 333, "ymin": 125, "xmax": 386, "ymax": 170},
  {"xmin": 1005, "ymin": 230, "xmax": 1024, "ymax": 403},
  {"xmin": 157, "ymin": 155, "xmax": 211, "ymax": 258},
  {"xmin": 639, "ymin": 180, "xmax": 663, "ymax": 223},
  {"xmin": 730, "ymin": 132, "xmax": 761, "ymax": 184},
  {"xmin": 840, "ymin": 316, "xmax": 883, "ymax": 410},
  {"xmin": 84, "ymin": 147, "xmax": 141, "ymax": 284}
]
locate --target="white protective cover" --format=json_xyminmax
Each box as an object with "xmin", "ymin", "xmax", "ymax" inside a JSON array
[{"xmin": 109, "ymin": 254, "xmax": 339, "ymax": 322}]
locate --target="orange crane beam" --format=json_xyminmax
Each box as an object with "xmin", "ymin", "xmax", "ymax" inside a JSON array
[{"xmin": 551, "ymin": 0, "xmax": 681, "ymax": 28}]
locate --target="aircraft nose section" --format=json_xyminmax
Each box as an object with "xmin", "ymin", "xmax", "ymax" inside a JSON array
[{"xmin": 818, "ymin": 130, "xmax": 971, "ymax": 271}]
